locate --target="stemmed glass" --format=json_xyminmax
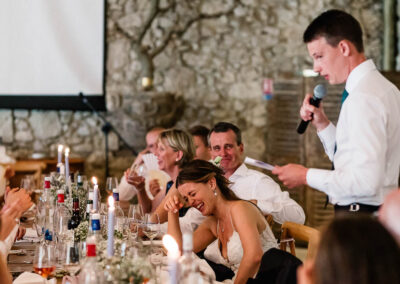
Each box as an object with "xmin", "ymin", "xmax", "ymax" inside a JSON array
[
  {"xmin": 106, "ymin": 177, "xmax": 119, "ymax": 195},
  {"xmin": 34, "ymin": 207, "xmax": 45, "ymax": 242},
  {"xmin": 61, "ymin": 242, "xmax": 81, "ymax": 275},
  {"xmin": 33, "ymin": 244, "xmax": 56, "ymax": 278},
  {"xmin": 128, "ymin": 204, "xmax": 144, "ymax": 242},
  {"xmin": 20, "ymin": 175, "xmax": 35, "ymax": 194},
  {"xmin": 143, "ymin": 213, "xmax": 160, "ymax": 248}
]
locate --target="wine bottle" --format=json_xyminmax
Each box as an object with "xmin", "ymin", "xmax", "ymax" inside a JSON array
[{"xmin": 68, "ymin": 198, "xmax": 81, "ymax": 230}]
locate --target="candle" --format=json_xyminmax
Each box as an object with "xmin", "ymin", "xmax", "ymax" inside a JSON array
[
  {"xmin": 162, "ymin": 234, "xmax": 180, "ymax": 284},
  {"xmin": 65, "ymin": 147, "xmax": 70, "ymax": 182},
  {"xmin": 57, "ymin": 144, "xmax": 63, "ymax": 164},
  {"xmin": 107, "ymin": 196, "xmax": 115, "ymax": 258},
  {"xmin": 92, "ymin": 177, "xmax": 99, "ymax": 211}
]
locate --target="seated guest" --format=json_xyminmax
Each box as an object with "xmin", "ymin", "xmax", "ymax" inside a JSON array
[
  {"xmin": 298, "ymin": 215, "xmax": 400, "ymax": 284},
  {"xmin": 189, "ymin": 125, "xmax": 211, "ymax": 161},
  {"xmin": 1, "ymin": 187, "xmax": 32, "ymax": 253},
  {"xmin": 165, "ymin": 160, "xmax": 301, "ymax": 284},
  {"xmin": 208, "ymin": 122, "xmax": 305, "ymax": 224},
  {"xmin": 126, "ymin": 129, "xmax": 195, "ymax": 215},
  {"xmin": 379, "ymin": 188, "xmax": 400, "ymax": 245},
  {"xmin": 119, "ymin": 127, "xmax": 166, "ymax": 201}
]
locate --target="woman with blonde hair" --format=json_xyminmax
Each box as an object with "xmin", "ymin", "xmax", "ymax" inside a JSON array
[{"xmin": 127, "ymin": 128, "xmax": 195, "ymax": 218}]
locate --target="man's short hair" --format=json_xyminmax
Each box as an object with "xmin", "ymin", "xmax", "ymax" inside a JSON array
[
  {"xmin": 189, "ymin": 125, "xmax": 210, "ymax": 147},
  {"xmin": 303, "ymin": 9, "xmax": 364, "ymax": 53},
  {"xmin": 208, "ymin": 122, "xmax": 242, "ymax": 145}
]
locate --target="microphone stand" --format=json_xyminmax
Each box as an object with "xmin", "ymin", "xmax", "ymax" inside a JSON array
[{"xmin": 79, "ymin": 92, "xmax": 137, "ymax": 178}]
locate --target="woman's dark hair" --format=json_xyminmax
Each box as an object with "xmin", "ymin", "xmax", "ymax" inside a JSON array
[
  {"xmin": 176, "ymin": 159, "xmax": 240, "ymax": 201},
  {"xmin": 314, "ymin": 214, "xmax": 400, "ymax": 284}
]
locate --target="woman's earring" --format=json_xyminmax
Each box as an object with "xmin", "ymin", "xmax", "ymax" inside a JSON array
[{"xmin": 213, "ymin": 189, "xmax": 217, "ymax": 197}]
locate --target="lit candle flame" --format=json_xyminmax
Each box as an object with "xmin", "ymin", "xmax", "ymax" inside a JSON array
[
  {"xmin": 91, "ymin": 176, "xmax": 98, "ymax": 185},
  {"xmin": 108, "ymin": 195, "xmax": 114, "ymax": 208},
  {"xmin": 65, "ymin": 147, "xmax": 70, "ymax": 156},
  {"xmin": 58, "ymin": 144, "xmax": 63, "ymax": 152},
  {"xmin": 162, "ymin": 234, "xmax": 179, "ymax": 254}
]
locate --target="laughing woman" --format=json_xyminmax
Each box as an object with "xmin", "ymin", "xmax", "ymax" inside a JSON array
[{"xmin": 164, "ymin": 159, "xmax": 281, "ymax": 284}]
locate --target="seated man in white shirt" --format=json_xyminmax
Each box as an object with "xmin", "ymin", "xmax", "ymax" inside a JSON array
[
  {"xmin": 119, "ymin": 127, "xmax": 166, "ymax": 202},
  {"xmin": 208, "ymin": 122, "xmax": 305, "ymax": 224},
  {"xmin": 159, "ymin": 122, "xmax": 305, "ymax": 233}
]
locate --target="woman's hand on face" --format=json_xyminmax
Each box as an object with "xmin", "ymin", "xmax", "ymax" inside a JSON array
[
  {"xmin": 164, "ymin": 193, "xmax": 184, "ymax": 214},
  {"xmin": 125, "ymin": 169, "xmax": 145, "ymax": 191}
]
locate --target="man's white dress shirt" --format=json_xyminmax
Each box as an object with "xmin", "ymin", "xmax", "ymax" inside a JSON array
[
  {"xmin": 229, "ymin": 163, "xmax": 305, "ymax": 224},
  {"xmin": 307, "ymin": 60, "xmax": 400, "ymax": 205}
]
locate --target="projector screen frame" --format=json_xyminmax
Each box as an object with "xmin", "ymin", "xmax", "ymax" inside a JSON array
[{"xmin": 0, "ymin": 0, "xmax": 107, "ymax": 111}]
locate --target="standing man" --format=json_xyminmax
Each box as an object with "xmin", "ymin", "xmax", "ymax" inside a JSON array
[
  {"xmin": 209, "ymin": 122, "xmax": 305, "ymax": 224},
  {"xmin": 273, "ymin": 10, "xmax": 400, "ymax": 214}
]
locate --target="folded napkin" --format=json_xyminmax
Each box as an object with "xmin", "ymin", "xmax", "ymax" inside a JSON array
[
  {"xmin": 142, "ymin": 239, "xmax": 163, "ymax": 246},
  {"xmin": 24, "ymin": 228, "xmax": 38, "ymax": 239},
  {"xmin": 13, "ymin": 272, "xmax": 47, "ymax": 284}
]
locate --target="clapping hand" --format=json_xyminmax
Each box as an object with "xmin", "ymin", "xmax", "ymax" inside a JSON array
[{"xmin": 4, "ymin": 187, "xmax": 32, "ymax": 215}]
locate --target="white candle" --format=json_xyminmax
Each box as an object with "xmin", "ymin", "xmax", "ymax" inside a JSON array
[
  {"xmin": 57, "ymin": 144, "xmax": 63, "ymax": 164},
  {"xmin": 107, "ymin": 196, "xmax": 115, "ymax": 258},
  {"xmin": 92, "ymin": 177, "xmax": 99, "ymax": 211},
  {"xmin": 162, "ymin": 234, "xmax": 180, "ymax": 284},
  {"xmin": 65, "ymin": 147, "xmax": 70, "ymax": 181}
]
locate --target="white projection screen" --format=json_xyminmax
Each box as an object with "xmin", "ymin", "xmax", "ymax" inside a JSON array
[{"xmin": 0, "ymin": 0, "xmax": 106, "ymax": 110}]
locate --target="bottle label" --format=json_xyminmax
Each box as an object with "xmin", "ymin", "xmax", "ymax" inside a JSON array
[
  {"xmin": 44, "ymin": 180, "xmax": 50, "ymax": 189},
  {"xmin": 113, "ymin": 192, "xmax": 119, "ymax": 201},
  {"xmin": 86, "ymin": 244, "xmax": 96, "ymax": 257},
  {"xmin": 57, "ymin": 194, "xmax": 65, "ymax": 203},
  {"xmin": 91, "ymin": 219, "xmax": 101, "ymax": 231}
]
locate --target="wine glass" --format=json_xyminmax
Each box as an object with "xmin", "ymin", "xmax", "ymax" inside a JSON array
[
  {"xmin": 33, "ymin": 244, "xmax": 56, "ymax": 278},
  {"xmin": 106, "ymin": 177, "xmax": 119, "ymax": 195},
  {"xmin": 20, "ymin": 175, "xmax": 35, "ymax": 194},
  {"xmin": 34, "ymin": 214, "xmax": 44, "ymax": 241},
  {"xmin": 62, "ymin": 242, "xmax": 81, "ymax": 275},
  {"xmin": 128, "ymin": 205, "xmax": 143, "ymax": 241},
  {"xmin": 143, "ymin": 213, "xmax": 160, "ymax": 248}
]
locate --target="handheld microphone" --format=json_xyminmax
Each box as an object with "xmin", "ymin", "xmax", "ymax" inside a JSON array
[{"xmin": 297, "ymin": 84, "xmax": 327, "ymax": 134}]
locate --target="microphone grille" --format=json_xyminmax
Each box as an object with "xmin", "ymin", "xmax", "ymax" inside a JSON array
[{"xmin": 314, "ymin": 84, "xmax": 327, "ymax": 99}]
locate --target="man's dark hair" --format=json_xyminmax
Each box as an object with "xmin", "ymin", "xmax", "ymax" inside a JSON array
[
  {"xmin": 189, "ymin": 125, "xmax": 210, "ymax": 147},
  {"xmin": 209, "ymin": 122, "xmax": 242, "ymax": 145},
  {"xmin": 303, "ymin": 9, "xmax": 364, "ymax": 53}
]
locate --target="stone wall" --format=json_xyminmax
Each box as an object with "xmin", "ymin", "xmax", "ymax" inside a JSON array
[{"xmin": 0, "ymin": 0, "xmax": 383, "ymax": 186}]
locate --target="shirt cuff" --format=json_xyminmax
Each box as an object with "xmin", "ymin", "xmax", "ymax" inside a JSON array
[{"xmin": 307, "ymin": 168, "xmax": 331, "ymax": 196}]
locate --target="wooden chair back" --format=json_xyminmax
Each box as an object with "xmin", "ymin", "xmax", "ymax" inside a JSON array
[{"xmin": 280, "ymin": 221, "xmax": 320, "ymax": 260}]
